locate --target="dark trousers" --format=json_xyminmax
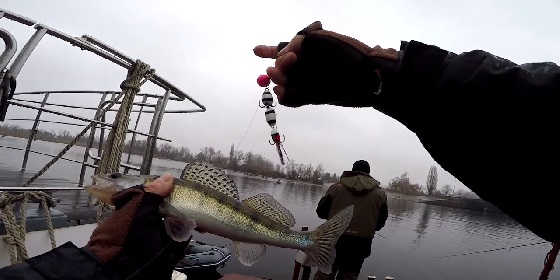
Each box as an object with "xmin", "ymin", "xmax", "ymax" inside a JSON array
[{"xmin": 314, "ymin": 235, "xmax": 372, "ymax": 280}]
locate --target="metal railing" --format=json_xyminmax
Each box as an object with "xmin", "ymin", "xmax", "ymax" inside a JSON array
[{"xmin": 0, "ymin": 9, "xmax": 206, "ymax": 190}]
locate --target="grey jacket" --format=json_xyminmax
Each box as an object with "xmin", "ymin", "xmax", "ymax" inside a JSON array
[{"xmin": 316, "ymin": 171, "xmax": 388, "ymax": 239}]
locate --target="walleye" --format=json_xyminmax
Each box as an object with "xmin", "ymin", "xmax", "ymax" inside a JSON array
[{"xmin": 88, "ymin": 162, "xmax": 353, "ymax": 268}]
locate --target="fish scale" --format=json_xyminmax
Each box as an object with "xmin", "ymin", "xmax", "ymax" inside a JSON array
[{"xmin": 88, "ymin": 162, "xmax": 354, "ymax": 269}]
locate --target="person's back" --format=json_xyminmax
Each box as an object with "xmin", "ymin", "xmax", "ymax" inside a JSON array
[{"xmin": 315, "ymin": 160, "xmax": 388, "ymax": 280}]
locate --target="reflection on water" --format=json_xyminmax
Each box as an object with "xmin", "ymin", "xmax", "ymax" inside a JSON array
[
  {"xmin": 414, "ymin": 203, "xmax": 431, "ymax": 246},
  {"xmin": 0, "ymin": 136, "xmax": 557, "ymax": 280}
]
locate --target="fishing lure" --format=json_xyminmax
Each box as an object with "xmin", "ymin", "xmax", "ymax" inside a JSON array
[{"xmin": 257, "ymin": 74, "xmax": 288, "ymax": 165}]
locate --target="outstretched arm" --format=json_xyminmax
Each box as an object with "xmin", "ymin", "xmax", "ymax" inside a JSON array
[{"xmin": 254, "ymin": 22, "xmax": 560, "ymax": 242}]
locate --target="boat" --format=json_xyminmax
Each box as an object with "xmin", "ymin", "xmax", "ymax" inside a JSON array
[{"xmin": 0, "ymin": 8, "xmax": 230, "ymax": 277}]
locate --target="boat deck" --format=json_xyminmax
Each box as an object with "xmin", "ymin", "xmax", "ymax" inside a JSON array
[{"xmin": 0, "ymin": 169, "xmax": 98, "ymax": 225}]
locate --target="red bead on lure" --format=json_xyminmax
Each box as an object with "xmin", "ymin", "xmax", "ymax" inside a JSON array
[
  {"xmin": 257, "ymin": 74, "xmax": 271, "ymax": 87},
  {"xmin": 257, "ymin": 74, "xmax": 288, "ymax": 165}
]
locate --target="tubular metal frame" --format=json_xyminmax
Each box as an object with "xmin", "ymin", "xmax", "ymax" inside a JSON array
[{"xmin": 0, "ymin": 9, "xmax": 206, "ymax": 190}]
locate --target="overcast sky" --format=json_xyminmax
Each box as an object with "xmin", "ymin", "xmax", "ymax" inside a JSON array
[{"xmin": 1, "ymin": 0, "xmax": 558, "ymax": 191}]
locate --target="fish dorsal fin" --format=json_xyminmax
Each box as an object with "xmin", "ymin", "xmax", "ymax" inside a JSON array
[
  {"xmin": 181, "ymin": 162, "xmax": 240, "ymax": 200},
  {"xmin": 242, "ymin": 193, "xmax": 295, "ymax": 227}
]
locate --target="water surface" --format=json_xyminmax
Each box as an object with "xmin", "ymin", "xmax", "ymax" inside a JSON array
[{"xmin": 0, "ymin": 137, "xmax": 556, "ymax": 279}]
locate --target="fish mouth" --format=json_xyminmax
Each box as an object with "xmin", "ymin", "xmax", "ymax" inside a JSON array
[
  {"xmin": 86, "ymin": 176, "xmax": 120, "ymax": 205},
  {"xmin": 87, "ymin": 173, "xmax": 133, "ymax": 204},
  {"xmin": 86, "ymin": 173, "xmax": 158, "ymax": 205}
]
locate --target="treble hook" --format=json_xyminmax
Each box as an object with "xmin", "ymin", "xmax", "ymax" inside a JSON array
[{"xmin": 259, "ymin": 99, "xmax": 276, "ymax": 108}]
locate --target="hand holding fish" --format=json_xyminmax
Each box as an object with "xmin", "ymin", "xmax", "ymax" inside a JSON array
[
  {"xmin": 86, "ymin": 174, "xmax": 189, "ymax": 279},
  {"xmin": 144, "ymin": 173, "xmax": 174, "ymax": 197},
  {"xmin": 88, "ymin": 162, "xmax": 354, "ymax": 271}
]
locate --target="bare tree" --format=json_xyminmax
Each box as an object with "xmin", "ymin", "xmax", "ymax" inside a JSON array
[
  {"xmin": 426, "ymin": 166, "xmax": 438, "ymax": 195},
  {"xmin": 440, "ymin": 184, "xmax": 454, "ymax": 197}
]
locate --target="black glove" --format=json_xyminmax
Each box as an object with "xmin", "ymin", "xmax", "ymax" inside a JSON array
[
  {"xmin": 278, "ymin": 22, "xmax": 399, "ymax": 108},
  {"xmin": 87, "ymin": 186, "xmax": 189, "ymax": 280}
]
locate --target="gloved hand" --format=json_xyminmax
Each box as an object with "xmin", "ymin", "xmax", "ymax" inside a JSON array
[
  {"xmin": 253, "ymin": 21, "xmax": 399, "ymax": 108},
  {"xmin": 87, "ymin": 174, "xmax": 188, "ymax": 280}
]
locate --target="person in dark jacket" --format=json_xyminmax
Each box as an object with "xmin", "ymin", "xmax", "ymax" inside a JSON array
[
  {"xmin": 314, "ymin": 160, "xmax": 388, "ymax": 280},
  {"xmin": 253, "ymin": 21, "xmax": 559, "ymax": 244}
]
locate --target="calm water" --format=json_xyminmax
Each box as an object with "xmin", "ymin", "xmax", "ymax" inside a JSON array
[{"xmin": 0, "ymin": 136, "xmax": 556, "ymax": 280}]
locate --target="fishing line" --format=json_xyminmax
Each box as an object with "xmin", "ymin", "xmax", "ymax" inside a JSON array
[
  {"xmin": 281, "ymin": 144, "xmax": 291, "ymax": 162},
  {"xmin": 236, "ymin": 106, "xmax": 259, "ymax": 150},
  {"xmin": 439, "ymin": 241, "xmax": 548, "ymax": 259}
]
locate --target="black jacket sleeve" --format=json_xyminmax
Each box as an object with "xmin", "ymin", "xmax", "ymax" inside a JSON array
[
  {"xmin": 316, "ymin": 184, "xmax": 338, "ymax": 219},
  {"xmin": 377, "ymin": 41, "xmax": 560, "ymax": 242},
  {"xmin": 375, "ymin": 201, "xmax": 388, "ymax": 231},
  {"xmin": 0, "ymin": 242, "xmax": 114, "ymax": 280},
  {"xmin": 316, "ymin": 195, "xmax": 332, "ymax": 220}
]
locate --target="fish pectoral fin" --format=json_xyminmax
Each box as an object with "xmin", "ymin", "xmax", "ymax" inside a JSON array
[
  {"xmin": 160, "ymin": 202, "xmax": 196, "ymax": 242},
  {"xmin": 242, "ymin": 193, "xmax": 295, "ymax": 227},
  {"xmin": 232, "ymin": 241, "xmax": 267, "ymax": 266},
  {"xmin": 164, "ymin": 215, "xmax": 196, "ymax": 242}
]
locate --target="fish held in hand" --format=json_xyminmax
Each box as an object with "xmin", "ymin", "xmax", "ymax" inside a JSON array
[
  {"xmin": 87, "ymin": 162, "xmax": 353, "ymax": 268},
  {"xmin": 87, "ymin": 173, "xmax": 156, "ymax": 204}
]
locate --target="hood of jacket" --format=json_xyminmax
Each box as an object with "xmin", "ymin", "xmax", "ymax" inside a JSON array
[{"xmin": 339, "ymin": 171, "xmax": 380, "ymax": 195}]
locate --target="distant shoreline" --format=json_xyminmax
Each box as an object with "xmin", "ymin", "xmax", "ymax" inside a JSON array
[
  {"xmin": 225, "ymin": 169, "xmax": 329, "ymax": 187},
  {"xmin": 0, "ymin": 134, "xmax": 331, "ymax": 187},
  {"xmin": 384, "ymin": 189, "xmax": 501, "ymax": 213},
  {"xmin": 420, "ymin": 197, "xmax": 503, "ymax": 213}
]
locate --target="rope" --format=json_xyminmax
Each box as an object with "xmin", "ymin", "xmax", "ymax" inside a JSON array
[
  {"xmin": 0, "ymin": 199, "xmax": 26, "ymax": 264},
  {"xmin": 96, "ymin": 60, "xmax": 153, "ymax": 222},
  {"xmin": 539, "ymin": 242, "xmax": 560, "ymax": 280},
  {"xmin": 39, "ymin": 199, "xmax": 56, "ymax": 249},
  {"xmin": 97, "ymin": 60, "xmax": 154, "ymax": 175},
  {"xmin": 0, "ymin": 191, "xmax": 56, "ymax": 264}
]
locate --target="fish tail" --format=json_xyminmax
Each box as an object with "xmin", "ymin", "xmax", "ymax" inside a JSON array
[{"xmin": 305, "ymin": 205, "xmax": 354, "ymax": 269}]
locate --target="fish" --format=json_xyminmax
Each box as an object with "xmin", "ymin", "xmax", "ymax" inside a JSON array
[{"xmin": 87, "ymin": 162, "xmax": 354, "ymax": 269}]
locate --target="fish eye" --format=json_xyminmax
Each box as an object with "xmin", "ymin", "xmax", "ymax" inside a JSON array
[{"xmin": 110, "ymin": 173, "xmax": 122, "ymax": 179}]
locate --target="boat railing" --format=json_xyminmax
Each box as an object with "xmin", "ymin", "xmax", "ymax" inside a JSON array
[{"xmin": 0, "ymin": 9, "xmax": 206, "ymax": 190}]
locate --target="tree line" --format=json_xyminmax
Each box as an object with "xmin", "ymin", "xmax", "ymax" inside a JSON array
[
  {"xmin": 0, "ymin": 124, "xmax": 480, "ymax": 194},
  {"xmin": 0, "ymin": 124, "xmax": 338, "ymax": 185},
  {"xmin": 150, "ymin": 143, "xmax": 338, "ymax": 184},
  {"xmin": 386, "ymin": 166, "xmax": 477, "ymax": 198}
]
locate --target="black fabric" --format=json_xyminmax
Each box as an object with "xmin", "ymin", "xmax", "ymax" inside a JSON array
[
  {"xmin": 332, "ymin": 235, "xmax": 372, "ymax": 273},
  {"xmin": 377, "ymin": 41, "xmax": 560, "ymax": 242},
  {"xmin": 0, "ymin": 75, "xmax": 16, "ymax": 121},
  {"xmin": 0, "ymin": 263, "xmax": 43, "ymax": 280},
  {"xmin": 0, "ymin": 242, "xmax": 114, "ymax": 280},
  {"xmin": 276, "ymin": 42, "xmax": 289, "ymax": 53},
  {"xmin": 105, "ymin": 186, "xmax": 189, "ymax": 280},
  {"xmin": 316, "ymin": 194, "xmax": 332, "ymax": 219},
  {"xmin": 375, "ymin": 203, "xmax": 388, "ymax": 231},
  {"xmin": 0, "ymin": 186, "xmax": 189, "ymax": 280},
  {"xmin": 351, "ymin": 160, "xmax": 370, "ymax": 174},
  {"xmin": 283, "ymin": 33, "xmax": 382, "ymax": 107}
]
